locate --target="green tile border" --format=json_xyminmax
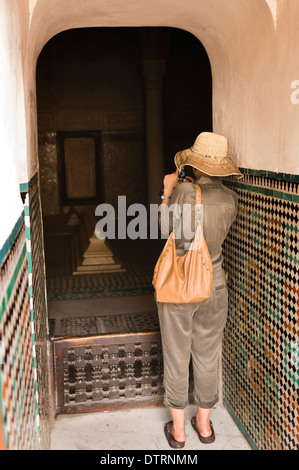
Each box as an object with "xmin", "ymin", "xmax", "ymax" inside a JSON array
[
  {"xmin": 0, "ymin": 244, "xmax": 27, "ymax": 321},
  {"xmin": 238, "ymin": 168, "xmax": 299, "ymax": 183},
  {"xmin": 0, "ymin": 212, "xmax": 24, "ymax": 268},
  {"xmin": 223, "ymin": 180, "xmax": 299, "ymax": 202},
  {"xmin": 19, "ymin": 182, "xmax": 29, "ymax": 192}
]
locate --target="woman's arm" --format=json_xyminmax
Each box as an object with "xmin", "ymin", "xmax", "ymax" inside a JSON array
[{"xmin": 161, "ymin": 170, "xmax": 180, "ymax": 206}]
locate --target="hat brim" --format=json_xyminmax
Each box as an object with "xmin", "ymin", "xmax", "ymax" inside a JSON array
[{"xmin": 174, "ymin": 149, "xmax": 243, "ymax": 179}]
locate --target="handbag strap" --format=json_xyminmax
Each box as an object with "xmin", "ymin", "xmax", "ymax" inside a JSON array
[
  {"xmin": 172, "ymin": 183, "xmax": 202, "ymax": 242},
  {"xmin": 193, "ymin": 184, "xmax": 201, "ymax": 223},
  {"xmin": 192, "ymin": 184, "xmax": 204, "ymax": 246},
  {"xmin": 193, "ymin": 183, "xmax": 201, "ymax": 204}
]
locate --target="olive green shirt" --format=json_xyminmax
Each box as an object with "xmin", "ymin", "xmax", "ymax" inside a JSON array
[{"xmin": 159, "ymin": 176, "xmax": 238, "ymax": 271}]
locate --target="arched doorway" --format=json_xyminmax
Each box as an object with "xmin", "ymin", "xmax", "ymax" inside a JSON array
[
  {"xmin": 4, "ymin": 0, "xmax": 298, "ymax": 452},
  {"xmin": 35, "ymin": 26, "xmax": 212, "ymax": 414}
]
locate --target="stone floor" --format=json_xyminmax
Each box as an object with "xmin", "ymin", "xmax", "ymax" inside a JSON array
[{"xmin": 50, "ymin": 404, "xmax": 251, "ymax": 451}]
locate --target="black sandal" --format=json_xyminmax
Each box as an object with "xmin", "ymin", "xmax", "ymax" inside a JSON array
[
  {"xmin": 164, "ymin": 421, "xmax": 186, "ymax": 449},
  {"xmin": 191, "ymin": 416, "xmax": 215, "ymax": 444}
]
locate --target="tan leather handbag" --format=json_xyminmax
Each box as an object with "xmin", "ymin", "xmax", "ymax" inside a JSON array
[{"xmin": 153, "ymin": 184, "xmax": 213, "ymax": 303}]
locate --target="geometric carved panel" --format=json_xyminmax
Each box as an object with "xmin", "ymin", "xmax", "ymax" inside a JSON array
[{"xmin": 54, "ymin": 333, "xmax": 164, "ymax": 414}]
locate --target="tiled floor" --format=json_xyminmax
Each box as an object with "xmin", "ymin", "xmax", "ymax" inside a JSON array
[
  {"xmin": 50, "ymin": 404, "xmax": 251, "ymax": 451},
  {"xmin": 48, "ymin": 294, "xmax": 158, "ymax": 337}
]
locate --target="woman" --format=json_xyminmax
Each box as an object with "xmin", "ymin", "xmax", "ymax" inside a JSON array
[{"xmin": 156, "ymin": 132, "xmax": 242, "ymax": 448}]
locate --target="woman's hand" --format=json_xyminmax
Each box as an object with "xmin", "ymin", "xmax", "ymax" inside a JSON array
[
  {"xmin": 163, "ymin": 170, "xmax": 180, "ymax": 196},
  {"xmin": 163, "ymin": 170, "xmax": 194, "ymax": 196}
]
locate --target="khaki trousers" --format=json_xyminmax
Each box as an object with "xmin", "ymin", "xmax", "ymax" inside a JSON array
[{"xmin": 155, "ymin": 268, "xmax": 228, "ymax": 409}]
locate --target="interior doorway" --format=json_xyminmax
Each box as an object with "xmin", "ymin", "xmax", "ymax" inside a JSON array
[{"xmin": 36, "ymin": 26, "xmax": 212, "ymax": 413}]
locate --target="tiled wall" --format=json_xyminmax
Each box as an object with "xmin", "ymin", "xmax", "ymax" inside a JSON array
[
  {"xmin": 20, "ymin": 173, "xmax": 50, "ymax": 450},
  {"xmin": 222, "ymin": 169, "xmax": 299, "ymax": 450},
  {"xmin": 0, "ymin": 214, "xmax": 40, "ymax": 449},
  {"xmin": 0, "ymin": 171, "xmax": 50, "ymax": 450}
]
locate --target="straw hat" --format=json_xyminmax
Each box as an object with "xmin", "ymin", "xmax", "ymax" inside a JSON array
[{"xmin": 174, "ymin": 132, "xmax": 243, "ymax": 179}]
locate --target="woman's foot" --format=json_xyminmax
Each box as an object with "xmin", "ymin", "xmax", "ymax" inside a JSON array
[
  {"xmin": 170, "ymin": 421, "xmax": 186, "ymax": 443},
  {"xmin": 191, "ymin": 416, "xmax": 215, "ymax": 444},
  {"xmin": 195, "ymin": 416, "xmax": 213, "ymax": 437},
  {"xmin": 164, "ymin": 421, "xmax": 186, "ymax": 449},
  {"xmin": 169, "ymin": 407, "xmax": 186, "ymax": 443}
]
